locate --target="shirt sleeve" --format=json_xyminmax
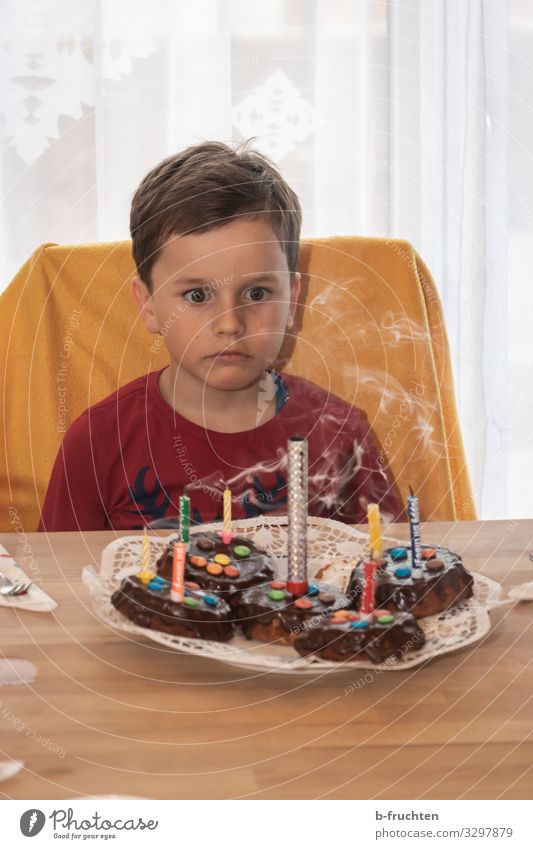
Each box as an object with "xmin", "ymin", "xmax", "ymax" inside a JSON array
[
  {"xmin": 38, "ymin": 413, "xmax": 108, "ymax": 531},
  {"xmin": 335, "ymin": 412, "xmax": 405, "ymax": 525}
]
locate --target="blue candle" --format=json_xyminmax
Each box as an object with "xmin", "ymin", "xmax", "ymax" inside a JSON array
[{"xmin": 407, "ymin": 487, "xmax": 423, "ymax": 577}]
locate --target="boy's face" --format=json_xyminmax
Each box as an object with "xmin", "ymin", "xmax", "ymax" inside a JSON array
[{"xmin": 132, "ymin": 216, "xmax": 301, "ymax": 393}]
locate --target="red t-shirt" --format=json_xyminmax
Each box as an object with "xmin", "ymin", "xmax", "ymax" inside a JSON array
[{"xmin": 38, "ymin": 369, "xmax": 403, "ymax": 531}]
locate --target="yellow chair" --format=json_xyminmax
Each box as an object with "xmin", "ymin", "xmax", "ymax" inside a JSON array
[{"xmin": 0, "ymin": 237, "xmax": 476, "ymax": 533}]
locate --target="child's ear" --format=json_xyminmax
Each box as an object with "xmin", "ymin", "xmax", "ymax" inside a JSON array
[
  {"xmin": 287, "ymin": 272, "xmax": 301, "ymax": 327},
  {"xmin": 131, "ymin": 275, "xmax": 161, "ymax": 333}
]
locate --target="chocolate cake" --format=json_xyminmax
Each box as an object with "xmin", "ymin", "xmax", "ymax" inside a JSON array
[
  {"xmin": 347, "ymin": 544, "xmax": 474, "ymax": 618},
  {"xmin": 156, "ymin": 531, "xmax": 275, "ymax": 601},
  {"xmin": 232, "ymin": 579, "xmax": 350, "ymax": 644},
  {"xmin": 294, "ymin": 608, "xmax": 425, "ymax": 664},
  {"xmin": 111, "ymin": 574, "xmax": 233, "ymax": 642}
]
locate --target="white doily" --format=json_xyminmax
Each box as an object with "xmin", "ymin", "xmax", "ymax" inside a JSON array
[{"xmin": 82, "ymin": 516, "xmax": 502, "ymax": 676}]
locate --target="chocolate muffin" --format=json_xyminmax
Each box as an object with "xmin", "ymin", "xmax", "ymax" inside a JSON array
[
  {"xmin": 156, "ymin": 530, "xmax": 275, "ymax": 602},
  {"xmin": 111, "ymin": 574, "xmax": 233, "ymax": 642},
  {"xmin": 232, "ymin": 579, "xmax": 350, "ymax": 645},
  {"xmin": 347, "ymin": 544, "xmax": 474, "ymax": 618},
  {"xmin": 294, "ymin": 608, "xmax": 425, "ymax": 664}
]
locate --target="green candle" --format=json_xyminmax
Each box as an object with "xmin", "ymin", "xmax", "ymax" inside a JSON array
[{"xmin": 179, "ymin": 495, "xmax": 190, "ymax": 544}]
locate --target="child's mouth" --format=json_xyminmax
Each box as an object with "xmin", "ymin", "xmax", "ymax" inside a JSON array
[{"xmin": 208, "ymin": 350, "xmax": 251, "ymax": 363}]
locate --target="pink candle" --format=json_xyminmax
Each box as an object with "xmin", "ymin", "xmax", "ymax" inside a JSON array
[{"xmin": 360, "ymin": 558, "xmax": 378, "ymax": 615}]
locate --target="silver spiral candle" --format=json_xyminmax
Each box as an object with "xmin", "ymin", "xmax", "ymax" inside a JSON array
[
  {"xmin": 407, "ymin": 489, "xmax": 423, "ymax": 577},
  {"xmin": 287, "ymin": 436, "xmax": 309, "ymax": 596}
]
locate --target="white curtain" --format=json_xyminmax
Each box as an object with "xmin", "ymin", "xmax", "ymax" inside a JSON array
[{"xmin": 1, "ymin": 0, "xmax": 525, "ymax": 519}]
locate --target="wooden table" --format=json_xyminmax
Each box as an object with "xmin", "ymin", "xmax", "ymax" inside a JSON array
[{"xmin": 0, "ymin": 520, "xmax": 532, "ymax": 800}]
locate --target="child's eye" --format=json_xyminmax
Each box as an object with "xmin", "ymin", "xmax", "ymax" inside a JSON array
[
  {"xmin": 183, "ymin": 287, "xmax": 209, "ymax": 304},
  {"xmin": 245, "ymin": 286, "xmax": 270, "ymax": 302}
]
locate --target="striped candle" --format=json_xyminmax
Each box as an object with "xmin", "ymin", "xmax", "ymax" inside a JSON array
[
  {"xmin": 171, "ymin": 542, "xmax": 186, "ymax": 602},
  {"xmin": 179, "ymin": 495, "xmax": 190, "ymax": 544},
  {"xmin": 360, "ymin": 558, "xmax": 378, "ymax": 615},
  {"xmin": 407, "ymin": 488, "xmax": 423, "ymax": 578},
  {"xmin": 286, "ymin": 436, "xmax": 309, "ymax": 597},
  {"xmin": 141, "ymin": 526, "xmax": 150, "ymax": 572},
  {"xmin": 367, "ymin": 503, "xmax": 382, "ymax": 560},
  {"xmin": 223, "ymin": 487, "xmax": 232, "ymax": 532}
]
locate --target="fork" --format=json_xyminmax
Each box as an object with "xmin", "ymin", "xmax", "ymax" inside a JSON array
[{"xmin": 0, "ymin": 573, "xmax": 32, "ymax": 596}]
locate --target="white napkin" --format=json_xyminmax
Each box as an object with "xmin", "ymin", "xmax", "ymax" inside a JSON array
[
  {"xmin": 0, "ymin": 658, "xmax": 37, "ymax": 686},
  {"xmin": 0, "ymin": 545, "xmax": 57, "ymax": 612},
  {"xmin": 0, "ymin": 760, "xmax": 24, "ymax": 783}
]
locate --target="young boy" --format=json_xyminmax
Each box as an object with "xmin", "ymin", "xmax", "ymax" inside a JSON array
[{"xmin": 38, "ymin": 140, "xmax": 403, "ymax": 531}]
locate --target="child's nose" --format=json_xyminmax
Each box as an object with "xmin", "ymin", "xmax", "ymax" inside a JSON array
[{"xmin": 211, "ymin": 304, "xmax": 246, "ymax": 336}]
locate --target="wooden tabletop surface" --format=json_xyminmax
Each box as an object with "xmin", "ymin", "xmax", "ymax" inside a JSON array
[{"xmin": 0, "ymin": 520, "xmax": 532, "ymax": 801}]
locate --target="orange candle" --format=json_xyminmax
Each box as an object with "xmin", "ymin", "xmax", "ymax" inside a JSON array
[{"xmin": 172, "ymin": 542, "xmax": 186, "ymax": 602}]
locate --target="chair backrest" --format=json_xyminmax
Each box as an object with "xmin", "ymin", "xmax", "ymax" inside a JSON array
[{"xmin": 0, "ymin": 236, "xmax": 476, "ymax": 532}]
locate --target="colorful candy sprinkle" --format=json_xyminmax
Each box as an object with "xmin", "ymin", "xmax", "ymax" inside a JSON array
[
  {"xmin": 214, "ymin": 553, "xmax": 231, "ymax": 566},
  {"xmin": 271, "ymin": 580, "xmax": 286, "ymax": 590},
  {"xmin": 334, "ymin": 609, "xmax": 351, "ymax": 619},
  {"xmin": 234, "ymin": 545, "xmax": 251, "ymax": 558},
  {"xmin": 223, "ymin": 565, "xmax": 240, "ymax": 578},
  {"xmin": 394, "ymin": 566, "xmax": 412, "ymax": 578},
  {"xmin": 425, "ymin": 558, "xmax": 444, "ymax": 571},
  {"xmin": 390, "ymin": 547, "xmax": 408, "ymax": 561},
  {"xmin": 207, "ymin": 563, "xmax": 223, "ymax": 576},
  {"xmin": 331, "ymin": 616, "xmax": 347, "ymax": 625},
  {"xmin": 189, "ymin": 555, "xmax": 207, "ymax": 568},
  {"xmin": 147, "ymin": 577, "xmax": 167, "ymax": 592},
  {"xmin": 203, "ymin": 595, "xmax": 219, "ymax": 607},
  {"xmin": 185, "ymin": 581, "xmax": 200, "ymax": 589},
  {"xmin": 294, "ymin": 597, "xmax": 313, "ymax": 610},
  {"xmin": 268, "ymin": 589, "xmax": 286, "ymax": 601},
  {"xmin": 184, "ymin": 596, "xmax": 199, "ymax": 607},
  {"xmin": 376, "ymin": 614, "xmax": 395, "ymax": 624},
  {"xmin": 422, "ymin": 548, "xmax": 437, "ymax": 560},
  {"xmin": 350, "ymin": 619, "xmax": 370, "ymax": 629},
  {"xmin": 197, "ymin": 537, "xmax": 215, "ymax": 551},
  {"xmin": 347, "ymin": 612, "xmax": 360, "ymax": 621},
  {"xmin": 373, "ymin": 609, "xmax": 392, "ymax": 618},
  {"xmin": 307, "ymin": 584, "xmax": 319, "ymax": 596}
]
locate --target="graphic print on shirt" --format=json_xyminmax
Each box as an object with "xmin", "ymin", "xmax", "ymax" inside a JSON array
[
  {"xmin": 126, "ymin": 466, "xmax": 171, "ymax": 522},
  {"xmin": 241, "ymin": 472, "xmax": 287, "ymax": 518},
  {"xmin": 126, "ymin": 466, "xmax": 288, "ymax": 526}
]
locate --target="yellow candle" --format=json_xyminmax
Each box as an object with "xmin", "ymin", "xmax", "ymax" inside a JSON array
[
  {"xmin": 223, "ymin": 487, "xmax": 232, "ymax": 532},
  {"xmin": 142, "ymin": 526, "xmax": 150, "ymax": 572},
  {"xmin": 367, "ymin": 503, "xmax": 382, "ymax": 559}
]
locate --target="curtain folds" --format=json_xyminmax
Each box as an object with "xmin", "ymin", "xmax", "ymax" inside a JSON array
[{"xmin": 0, "ymin": 0, "xmax": 516, "ymax": 517}]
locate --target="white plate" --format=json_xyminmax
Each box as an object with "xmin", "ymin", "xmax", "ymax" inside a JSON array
[{"xmin": 82, "ymin": 516, "xmax": 502, "ymax": 676}]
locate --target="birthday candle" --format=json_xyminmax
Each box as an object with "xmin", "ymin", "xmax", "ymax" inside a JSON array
[
  {"xmin": 287, "ymin": 436, "xmax": 309, "ymax": 597},
  {"xmin": 179, "ymin": 494, "xmax": 190, "ymax": 544},
  {"xmin": 360, "ymin": 558, "xmax": 378, "ymax": 615},
  {"xmin": 407, "ymin": 487, "xmax": 423, "ymax": 578},
  {"xmin": 142, "ymin": 526, "xmax": 150, "ymax": 572},
  {"xmin": 223, "ymin": 487, "xmax": 232, "ymax": 532},
  {"xmin": 172, "ymin": 542, "xmax": 186, "ymax": 602},
  {"xmin": 367, "ymin": 503, "xmax": 382, "ymax": 559}
]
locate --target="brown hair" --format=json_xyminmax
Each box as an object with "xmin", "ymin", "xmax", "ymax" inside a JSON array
[{"xmin": 130, "ymin": 139, "xmax": 302, "ymax": 288}]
